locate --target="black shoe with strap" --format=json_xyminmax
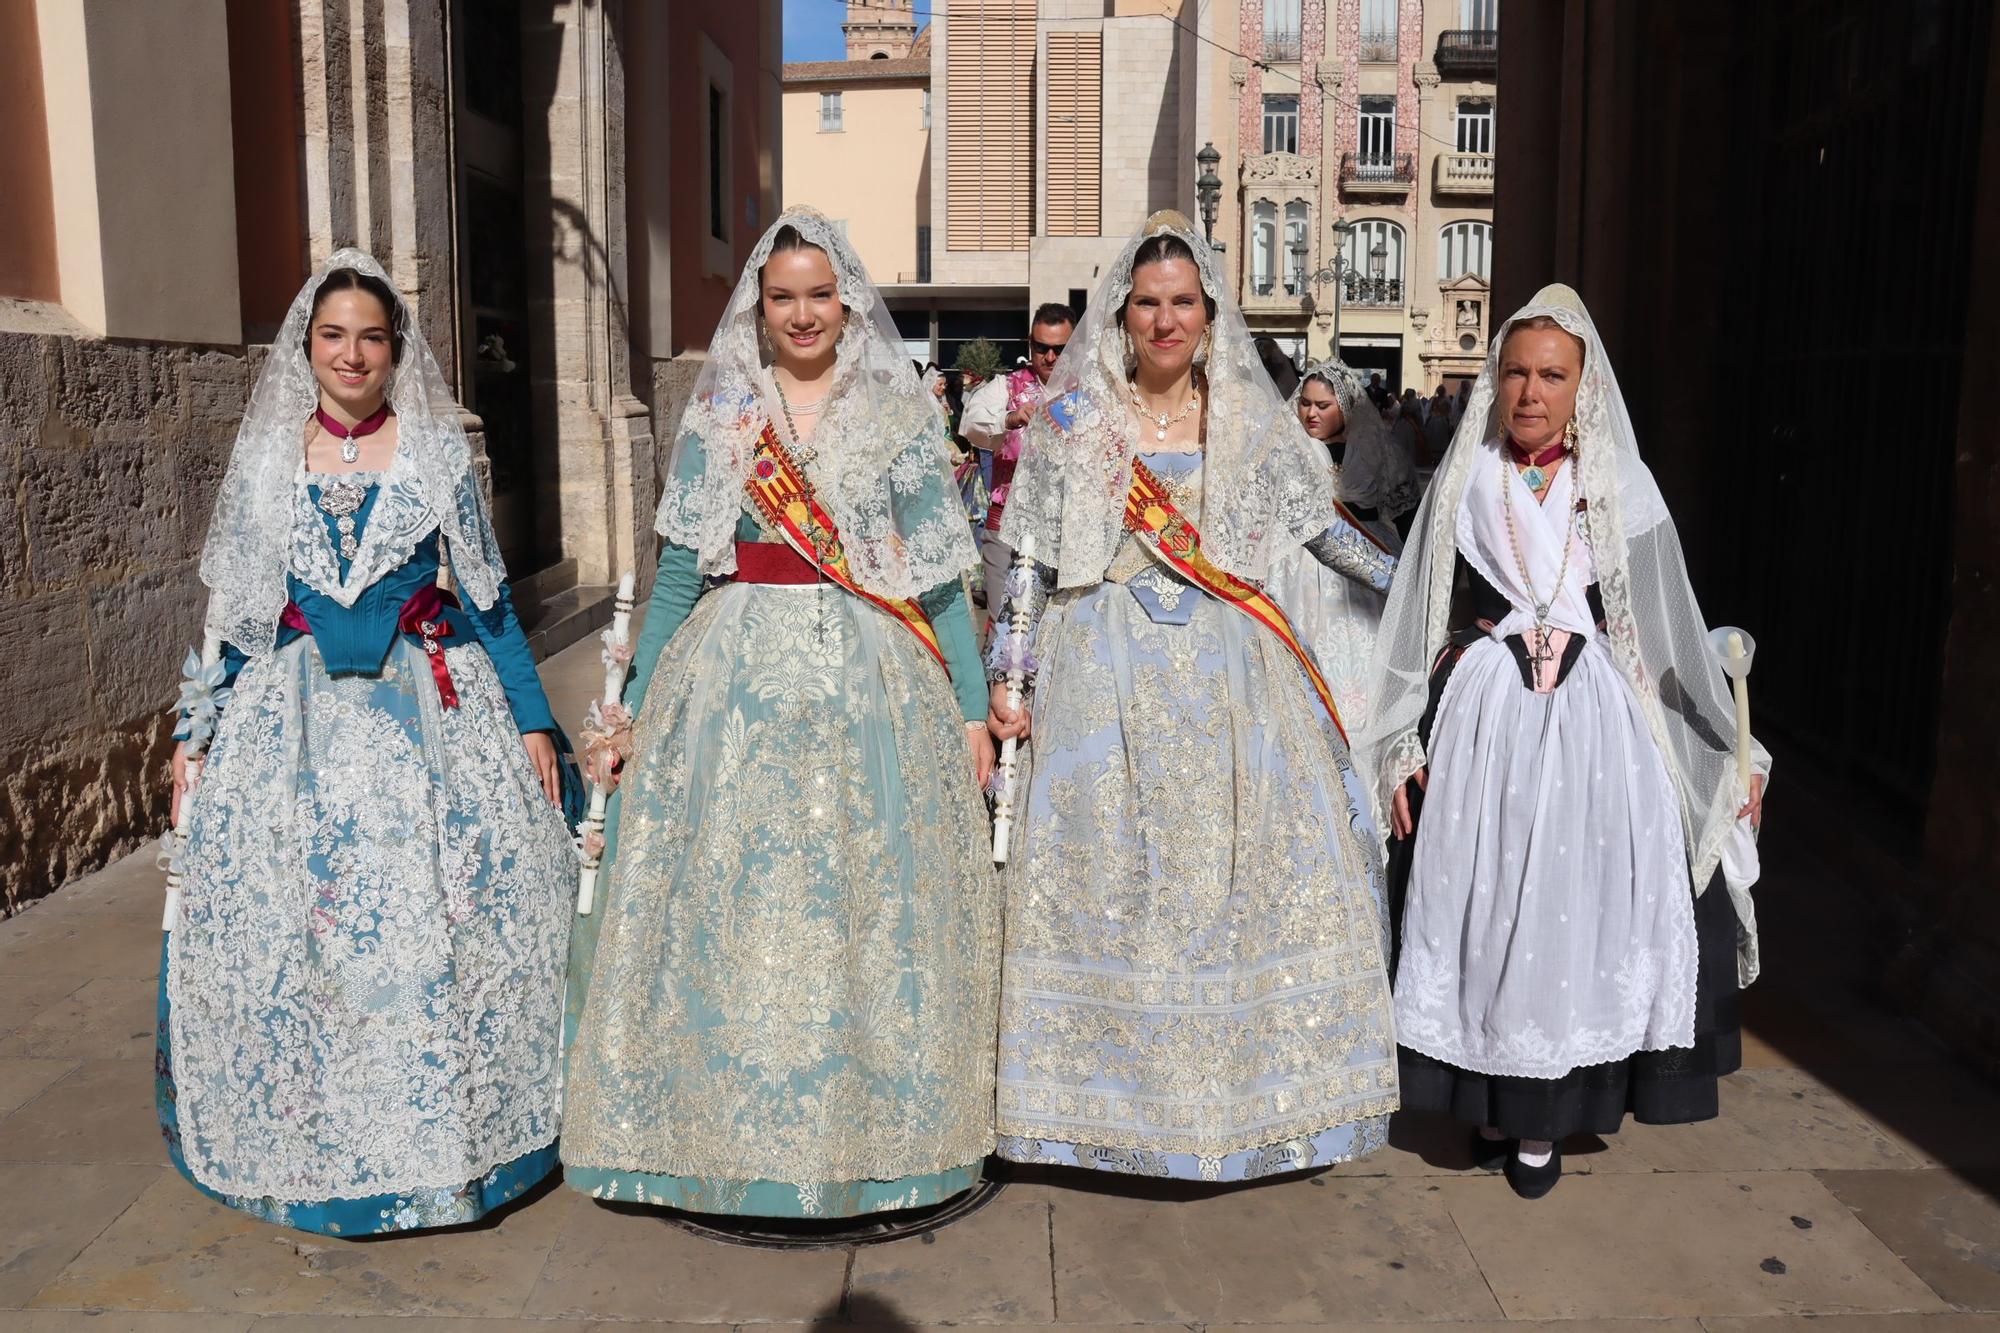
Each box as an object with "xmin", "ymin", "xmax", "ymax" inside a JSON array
[{"xmin": 1505, "ymin": 1143, "xmax": 1563, "ymax": 1200}]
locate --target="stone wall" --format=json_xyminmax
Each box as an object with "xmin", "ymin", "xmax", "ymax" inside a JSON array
[{"xmin": 0, "ymin": 310, "xmax": 248, "ymax": 913}]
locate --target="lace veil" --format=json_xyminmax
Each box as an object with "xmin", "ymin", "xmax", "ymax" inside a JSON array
[
  {"xmin": 999, "ymin": 211, "xmax": 1337, "ymax": 588},
  {"xmin": 199, "ymin": 249, "xmax": 506, "ymax": 654},
  {"xmin": 1359, "ymin": 284, "xmax": 1768, "ymax": 901},
  {"xmin": 1293, "ymin": 357, "xmax": 1421, "ymax": 518},
  {"xmin": 653, "ymin": 208, "xmax": 974, "ymax": 600}
]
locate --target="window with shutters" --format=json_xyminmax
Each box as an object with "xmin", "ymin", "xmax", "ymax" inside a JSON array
[
  {"xmin": 1045, "ymin": 31, "xmax": 1102, "ymax": 238},
  {"xmin": 945, "ymin": 0, "xmax": 1035, "ymax": 251},
  {"xmin": 1461, "ymin": 0, "xmax": 1498, "ymax": 31},
  {"xmin": 1250, "ymin": 200, "xmax": 1278, "ymax": 296},
  {"xmin": 1361, "ymin": 0, "xmax": 1398, "ymax": 61},
  {"xmin": 1358, "ymin": 96, "xmax": 1396, "ymax": 162},
  {"xmin": 820, "ymin": 91, "xmax": 843, "ymax": 132},
  {"xmin": 1439, "ymin": 221, "xmax": 1492, "ymax": 280},
  {"xmin": 1456, "ymin": 98, "xmax": 1493, "ymax": 153},
  {"xmin": 1284, "ymin": 201, "xmax": 1310, "ymax": 294},
  {"xmin": 1262, "ymin": 95, "xmax": 1299, "ymax": 154},
  {"xmin": 1264, "ymin": 0, "xmax": 1302, "ymax": 60}
]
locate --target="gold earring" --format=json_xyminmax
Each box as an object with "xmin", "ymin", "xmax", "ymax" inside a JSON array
[
  {"xmin": 1122, "ymin": 328, "xmax": 1136, "ymax": 370},
  {"xmin": 1564, "ymin": 417, "xmax": 1580, "ymax": 452},
  {"xmin": 1196, "ymin": 328, "xmax": 1212, "ymax": 364},
  {"xmin": 758, "ymin": 317, "xmax": 775, "ymax": 360}
]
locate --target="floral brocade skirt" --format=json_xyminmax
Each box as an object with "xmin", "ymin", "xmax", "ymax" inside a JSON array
[
  {"xmin": 159, "ymin": 635, "xmax": 577, "ymax": 1234},
  {"xmin": 995, "ymin": 581, "xmax": 1399, "ymax": 1183},
  {"xmin": 560, "ymin": 583, "xmax": 1000, "ymax": 1218}
]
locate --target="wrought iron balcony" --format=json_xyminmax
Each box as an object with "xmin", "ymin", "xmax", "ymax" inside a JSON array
[
  {"xmin": 1359, "ymin": 29, "xmax": 1398, "ymax": 62},
  {"xmin": 1342, "ymin": 274, "xmax": 1403, "ymax": 307},
  {"xmin": 1437, "ymin": 28, "xmax": 1498, "ymax": 75},
  {"xmin": 1264, "ymin": 29, "xmax": 1301, "ymax": 61},
  {"xmin": 1339, "ymin": 151, "xmax": 1415, "ymax": 196},
  {"xmin": 1433, "ymin": 152, "xmax": 1495, "ymax": 196}
]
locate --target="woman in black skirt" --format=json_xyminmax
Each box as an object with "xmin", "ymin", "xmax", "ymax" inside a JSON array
[{"xmin": 1362, "ymin": 284, "xmax": 1768, "ymax": 1199}]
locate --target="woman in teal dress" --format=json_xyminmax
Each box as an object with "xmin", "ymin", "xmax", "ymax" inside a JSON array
[
  {"xmin": 158, "ymin": 251, "xmax": 577, "ymax": 1235},
  {"xmin": 561, "ymin": 208, "xmax": 1000, "ymax": 1218}
]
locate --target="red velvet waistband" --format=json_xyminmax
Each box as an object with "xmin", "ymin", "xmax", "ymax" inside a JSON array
[{"xmin": 730, "ymin": 540, "xmax": 821, "ymax": 585}]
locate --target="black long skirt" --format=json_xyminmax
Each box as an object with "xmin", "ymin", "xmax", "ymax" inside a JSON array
[{"xmin": 1387, "ymin": 801, "xmax": 1744, "ymax": 1142}]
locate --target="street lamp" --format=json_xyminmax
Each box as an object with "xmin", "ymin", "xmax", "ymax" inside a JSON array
[
  {"xmin": 1294, "ymin": 218, "xmax": 1356, "ymax": 353},
  {"xmin": 1194, "ymin": 141, "xmax": 1225, "ymax": 252}
]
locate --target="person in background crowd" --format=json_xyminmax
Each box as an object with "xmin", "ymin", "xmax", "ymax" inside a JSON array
[
  {"xmin": 961, "ymin": 302, "xmax": 1076, "ymax": 623},
  {"xmin": 1254, "ymin": 335, "xmax": 1301, "ymax": 399}
]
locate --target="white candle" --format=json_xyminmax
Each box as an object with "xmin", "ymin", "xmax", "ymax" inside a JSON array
[{"xmin": 1727, "ymin": 631, "xmax": 1752, "ymax": 795}]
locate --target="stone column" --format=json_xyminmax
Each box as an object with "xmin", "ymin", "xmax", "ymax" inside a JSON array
[{"xmin": 526, "ymin": 0, "xmax": 653, "ymax": 588}]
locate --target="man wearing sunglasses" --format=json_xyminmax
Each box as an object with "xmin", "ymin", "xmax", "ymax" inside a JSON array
[{"xmin": 962, "ymin": 302, "xmax": 1076, "ymax": 627}]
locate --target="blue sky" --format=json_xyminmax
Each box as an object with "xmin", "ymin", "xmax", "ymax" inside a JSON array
[
  {"xmin": 782, "ymin": 0, "xmax": 849, "ymax": 61},
  {"xmin": 784, "ymin": 0, "xmax": 937, "ymax": 62}
]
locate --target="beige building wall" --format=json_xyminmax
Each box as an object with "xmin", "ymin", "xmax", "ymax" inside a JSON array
[
  {"xmin": 1214, "ymin": 0, "xmax": 1494, "ymax": 389},
  {"xmin": 782, "ymin": 75, "xmax": 931, "ymax": 284}
]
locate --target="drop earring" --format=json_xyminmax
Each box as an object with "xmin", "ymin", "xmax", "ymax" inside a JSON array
[
  {"xmin": 1122, "ymin": 328, "xmax": 1137, "ymax": 373},
  {"xmin": 1563, "ymin": 416, "xmax": 1580, "ymax": 452}
]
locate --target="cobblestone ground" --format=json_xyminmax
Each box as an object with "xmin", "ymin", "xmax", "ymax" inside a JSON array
[{"xmin": 4, "ymin": 632, "xmax": 1998, "ymax": 1332}]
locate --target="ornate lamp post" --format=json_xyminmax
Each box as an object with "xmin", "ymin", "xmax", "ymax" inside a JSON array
[
  {"xmin": 1294, "ymin": 218, "xmax": 1356, "ymax": 356},
  {"xmin": 1195, "ymin": 141, "xmax": 1225, "ymax": 252}
]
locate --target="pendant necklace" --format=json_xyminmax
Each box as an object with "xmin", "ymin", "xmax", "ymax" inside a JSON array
[
  {"xmin": 771, "ymin": 375, "xmax": 826, "ymax": 466},
  {"xmin": 1509, "ymin": 436, "xmax": 1567, "ymax": 494},
  {"xmin": 1129, "ymin": 382, "xmax": 1201, "ymax": 442},
  {"xmin": 1500, "ymin": 445, "xmax": 1582, "ymax": 682},
  {"xmin": 315, "ymin": 403, "xmax": 391, "ymax": 465}
]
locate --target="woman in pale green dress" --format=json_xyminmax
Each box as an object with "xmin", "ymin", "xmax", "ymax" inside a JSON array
[{"xmin": 560, "ymin": 209, "xmax": 1000, "ymax": 1219}]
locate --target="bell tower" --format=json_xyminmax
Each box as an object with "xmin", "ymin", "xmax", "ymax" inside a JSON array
[{"xmin": 844, "ymin": 0, "xmax": 917, "ymax": 60}]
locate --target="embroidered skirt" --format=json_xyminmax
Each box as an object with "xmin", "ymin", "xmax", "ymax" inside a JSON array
[
  {"xmin": 160, "ymin": 635, "xmax": 576, "ymax": 1233},
  {"xmin": 560, "ymin": 583, "xmax": 999, "ymax": 1218},
  {"xmin": 994, "ymin": 579, "xmax": 1398, "ymax": 1183}
]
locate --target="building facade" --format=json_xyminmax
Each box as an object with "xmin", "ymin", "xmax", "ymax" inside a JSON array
[
  {"xmin": 0, "ymin": 0, "xmax": 781, "ymax": 913},
  {"xmin": 781, "ymin": 54, "xmax": 933, "ymax": 295},
  {"xmin": 919, "ymin": 0, "xmax": 1201, "ymax": 366},
  {"xmin": 1211, "ymin": 0, "xmax": 1497, "ymax": 390}
]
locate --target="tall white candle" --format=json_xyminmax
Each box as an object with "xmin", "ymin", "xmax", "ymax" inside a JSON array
[{"xmin": 1727, "ymin": 631, "xmax": 1752, "ymax": 795}]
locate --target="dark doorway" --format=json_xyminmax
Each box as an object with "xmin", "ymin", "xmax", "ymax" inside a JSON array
[{"xmin": 450, "ymin": 0, "xmax": 548, "ymax": 572}]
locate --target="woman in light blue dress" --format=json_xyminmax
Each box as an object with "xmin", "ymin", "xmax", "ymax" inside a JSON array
[
  {"xmin": 560, "ymin": 209, "xmax": 1000, "ymax": 1219},
  {"xmin": 158, "ymin": 251, "xmax": 577, "ymax": 1235},
  {"xmin": 986, "ymin": 212, "xmax": 1400, "ymax": 1183}
]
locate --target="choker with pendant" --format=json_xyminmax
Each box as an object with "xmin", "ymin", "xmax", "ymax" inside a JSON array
[
  {"xmin": 1506, "ymin": 437, "xmax": 1568, "ymax": 493},
  {"xmin": 315, "ymin": 403, "xmax": 391, "ymax": 465}
]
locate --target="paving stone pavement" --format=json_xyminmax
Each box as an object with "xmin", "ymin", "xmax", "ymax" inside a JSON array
[{"xmin": 3, "ymin": 632, "xmax": 1997, "ymax": 1332}]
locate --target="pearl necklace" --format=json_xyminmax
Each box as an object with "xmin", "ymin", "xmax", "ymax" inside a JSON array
[
  {"xmin": 1128, "ymin": 382, "xmax": 1201, "ymax": 442},
  {"xmin": 1500, "ymin": 446, "xmax": 1585, "ymax": 683},
  {"xmin": 771, "ymin": 375, "xmax": 826, "ymax": 464}
]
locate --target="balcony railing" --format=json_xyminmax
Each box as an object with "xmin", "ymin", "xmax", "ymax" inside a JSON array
[
  {"xmin": 1359, "ymin": 29, "xmax": 1398, "ymax": 62},
  {"xmin": 1343, "ymin": 274, "xmax": 1404, "ymax": 307},
  {"xmin": 1263, "ymin": 29, "xmax": 1301, "ymax": 61},
  {"xmin": 1437, "ymin": 28, "xmax": 1498, "ymax": 75},
  {"xmin": 1340, "ymin": 151, "xmax": 1415, "ymax": 195},
  {"xmin": 1433, "ymin": 152, "xmax": 1495, "ymax": 195}
]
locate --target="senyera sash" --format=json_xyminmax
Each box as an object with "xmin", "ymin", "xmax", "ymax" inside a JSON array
[
  {"xmin": 1123, "ymin": 455, "xmax": 1351, "ymax": 745},
  {"xmin": 742, "ymin": 422, "xmax": 947, "ymax": 670}
]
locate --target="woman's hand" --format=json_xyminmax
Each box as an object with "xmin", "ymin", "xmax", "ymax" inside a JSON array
[
  {"xmin": 524, "ymin": 732, "xmax": 562, "ymax": 805},
  {"xmin": 170, "ymin": 741, "xmax": 192, "ymax": 825},
  {"xmin": 988, "ymin": 681, "xmax": 1031, "ymax": 742},
  {"xmin": 966, "ymin": 722, "xmax": 996, "ymax": 789},
  {"xmin": 1739, "ymin": 772, "xmax": 1766, "ymax": 831},
  {"xmin": 1390, "ymin": 766, "xmax": 1428, "ymax": 840}
]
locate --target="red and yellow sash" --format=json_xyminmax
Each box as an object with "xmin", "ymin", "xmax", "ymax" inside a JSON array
[
  {"xmin": 1124, "ymin": 456, "xmax": 1349, "ymax": 744},
  {"xmin": 743, "ymin": 423, "xmax": 946, "ymax": 669}
]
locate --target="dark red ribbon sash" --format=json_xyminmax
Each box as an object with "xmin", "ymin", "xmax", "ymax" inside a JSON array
[{"xmin": 279, "ymin": 585, "xmax": 463, "ymax": 708}]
